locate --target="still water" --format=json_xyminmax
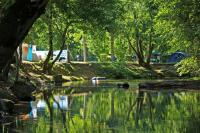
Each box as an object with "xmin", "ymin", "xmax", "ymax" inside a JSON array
[{"xmin": 2, "ymin": 80, "xmax": 200, "ymax": 133}]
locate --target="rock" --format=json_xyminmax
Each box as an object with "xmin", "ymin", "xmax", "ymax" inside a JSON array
[
  {"xmin": 0, "ymin": 99, "xmax": 14, "ymax": 113},
  {"xmin": 0, "ymin": 88, "xmax": 17, "ymax": 102},
  {"xmin": 139, "ymin": 80, "xmax": 200, "ymax": 89},
  {"xmin": 10, "ymin": 81, "xmax": 36, "ymax": 101},
  {"xmin": 0, "ymin": 115, "xmax": 15, "ymax": 124},
  {"xmin": 117, "ymin": 82, "xmax": 129, "ymax": 89}
]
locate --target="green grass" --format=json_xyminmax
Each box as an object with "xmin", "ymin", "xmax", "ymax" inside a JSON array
[{"xmin": 18, "ymin": 61, "xmax": 179, "ymax": 84}]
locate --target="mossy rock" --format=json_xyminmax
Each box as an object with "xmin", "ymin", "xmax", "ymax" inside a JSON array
[
  {"xmin": 10, "ymin": 81, "xmax": 36, "ymax": 101},
  {"xmin": 0, "ymin": 99, "xmax": 14, "ymax": 113},
  {"xmin": 0, "ymin": 88, "xmax": 17, "ymax": 102}
]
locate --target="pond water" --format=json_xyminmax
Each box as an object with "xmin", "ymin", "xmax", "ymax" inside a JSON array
[{"xmin": 1, "ymin": 80, "xmax": 200, "ymax": 133}]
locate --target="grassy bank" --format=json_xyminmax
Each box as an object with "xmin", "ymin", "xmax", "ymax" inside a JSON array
[{"xmin": 12, "ymin": 61, "xmax": 178, "ymax": 84}]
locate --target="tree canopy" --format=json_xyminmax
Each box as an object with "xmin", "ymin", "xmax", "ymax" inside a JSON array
[{"xmin": 0, "ymin": 0, "xmax": 200, "ymax": 78}]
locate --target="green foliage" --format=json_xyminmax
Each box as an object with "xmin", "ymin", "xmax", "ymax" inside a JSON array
[
  {"xmin": 10, "ymin": 87, "xmax": 200, "ymax": 133},
  {"xmin": 21, "ymin": 0, "xmax": 200, "ymax": 72},
  {"xmin": 101, "ymin": 62, "xmax": 140, "ymax": 79},
  {"xmin": 73, "ymin": 0, "xmax": 124, "ymax": 30},
  {"xmin": 173, "ymin": 0, "xmax": 200, "ymax": 54},
  {"xmin": 99, "ymin": 54, "xmax": 110, "ymax": 62},
  {"xmin": 175, "ymin": 57, "xmax": 200, "ymax": 76},
  {"xmin": 25, "ymin": 17, "xmax": 49, "ymax": 50},
  {"xmin": 155, "ymin": 0, "xmax": 200, "ymax": 55},
  {"xmin": 0, "ymin": 0, "xmax": 15, "ymax": 10}
]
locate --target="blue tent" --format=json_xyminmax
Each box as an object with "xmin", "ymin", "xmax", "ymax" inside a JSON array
[
  {"xmin": 27, "ymin": 44, "xmax": 32, "ymax": 61},
  {"xmin": 168, "ymin": 52, "xmax": 187, "ymax": 63}
]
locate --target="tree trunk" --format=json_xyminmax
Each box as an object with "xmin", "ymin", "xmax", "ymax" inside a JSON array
[
  {"xmin": 146, "ymin": 44, "xmax": 154, "ymax": 66},
  {"xmin": 82, "ymin": 34, "xmax": 88, "ymax": 62},
  {"xmin": 43, "ymin": 91, "xmax": 54, "ymax": 133},
  {"xmin": 66, "ymin": 43, "xmax": 70, "ymax": 63},
  {"xmin": 43, "ymin": 3, "xmax": 53, "ymax": 74},
  {"xmin": 128, "ymin": 34, "xmax": 151, "ymax": 69},
  {"xmin": 110, "ymin": 32, "xmax": 115, "ymax": 61},
  {"xmin": 0, "ymin": 0, "xmax": 49, "ymax": 81},
  {"xmin": 48, "ymin": 42, "xmax": 65, "ymax": 73},
  {"xmin": 135, "ymin": 33, "xmax": 148, "ymax": 68},
  {"xmin": 15, "ymin": 51, "xmax": 19, "ymax": 82},
  {"xmin": 110, "ymin": 92, "xmax": 115, "ymax": 119},
  {"xmin": 19, "ymin": 43, "xmax": 23, "ymax": 65},
  {"xmin": 46, "ymin": 24, "xmax": 68, "ymax": 73},
  {"xmin": 131, "ymin": 11, "xmax": 151, "ymax": 69},
  {"xmin": 0, "ymin": 47, "xmax": 12, "ymax": 81},
  {"xmin": 137, "ymin": 53, "xmax": 146, "ymax": 67},
  {"xmin": 128, "ymin": 40, "xmax": 132, "ymax": 55},
  {"xmin": 1, "ymin": 58, "xmax": 11, "ymax": 82},
  {"xmin": 134, "ymin": 13, "xmax": 146, "ymax": 67},
  {"xmin": 146, "ymin": 11, "xmax": 154, "ymax": 66}
]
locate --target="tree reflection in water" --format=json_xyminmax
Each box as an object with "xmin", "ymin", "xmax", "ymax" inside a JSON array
[
  {"xmin": 3, "ymin": 86, "xmax": 200, "ymax": 133},
  {"xmin": 42, "ymin": 89, "xmax": 76, "ymax": 133}
]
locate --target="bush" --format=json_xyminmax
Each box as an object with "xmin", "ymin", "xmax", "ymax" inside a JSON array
[
  {"xmin": 101, "ymin": 62, "xmax": 137, "ymax": 79},
  {"xmin": 99, "ymin": 54, "xmax": 111, "ymax": 62},
  {"xmin": 175, "ymin": 57, "xmax": 200, "ymax": 77}
]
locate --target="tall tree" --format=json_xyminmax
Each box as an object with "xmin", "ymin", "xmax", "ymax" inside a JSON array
[
  {"xmin": 43, "ymin": 0, "xmax": 54, "ymax": 73},
  {"xmin": 82, "ymin": 33, "xmax": 88, "ymax": 62},
  {"xmin": 0, "ymin": 0, "xmax": 48, "ymax": 81},
  {"xmin": 173, "ymin": 0, "xmax": 200, "ymax": 54},
  {"xmin": 26, "ymin": 0, "xmax": 78, "ymax": 73},
  {"xmin": 74, "ymin": 0, "xmax": 124, "ymax": 61},
  {"xmin": 124, "ymin": 0, "xmax": 158, "ymax": 68}
]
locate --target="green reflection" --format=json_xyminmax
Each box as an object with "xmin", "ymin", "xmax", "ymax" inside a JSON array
[{"xmin": 5, "ymin": 86, "xmax": 200, "ymax": 133}]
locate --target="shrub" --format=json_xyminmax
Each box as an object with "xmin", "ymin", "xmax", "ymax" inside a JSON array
[
  {"xmin": 100, "ymin": 62, "xmax": 138, "ymax": 79},
  {"xmin": 99, "ymin": 54, "xmax": 110, "ymax": 62},
  {"xmin": 175, "ymin": 56, "xmax": 200, "ymax": 77}
]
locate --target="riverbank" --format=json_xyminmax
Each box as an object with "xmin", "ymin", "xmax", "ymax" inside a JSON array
[
  {"xmin": 0, "ymin": 61, "xmax": 196, "ymax": 123},
  {"xmin": 14, "ymin": 61, "xmax": 178, "ymax": 85}
]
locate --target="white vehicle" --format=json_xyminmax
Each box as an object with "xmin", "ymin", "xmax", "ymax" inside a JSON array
[{"xmin": 53, "ymin": 50, "xmax": 68, "ymax": 62}]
